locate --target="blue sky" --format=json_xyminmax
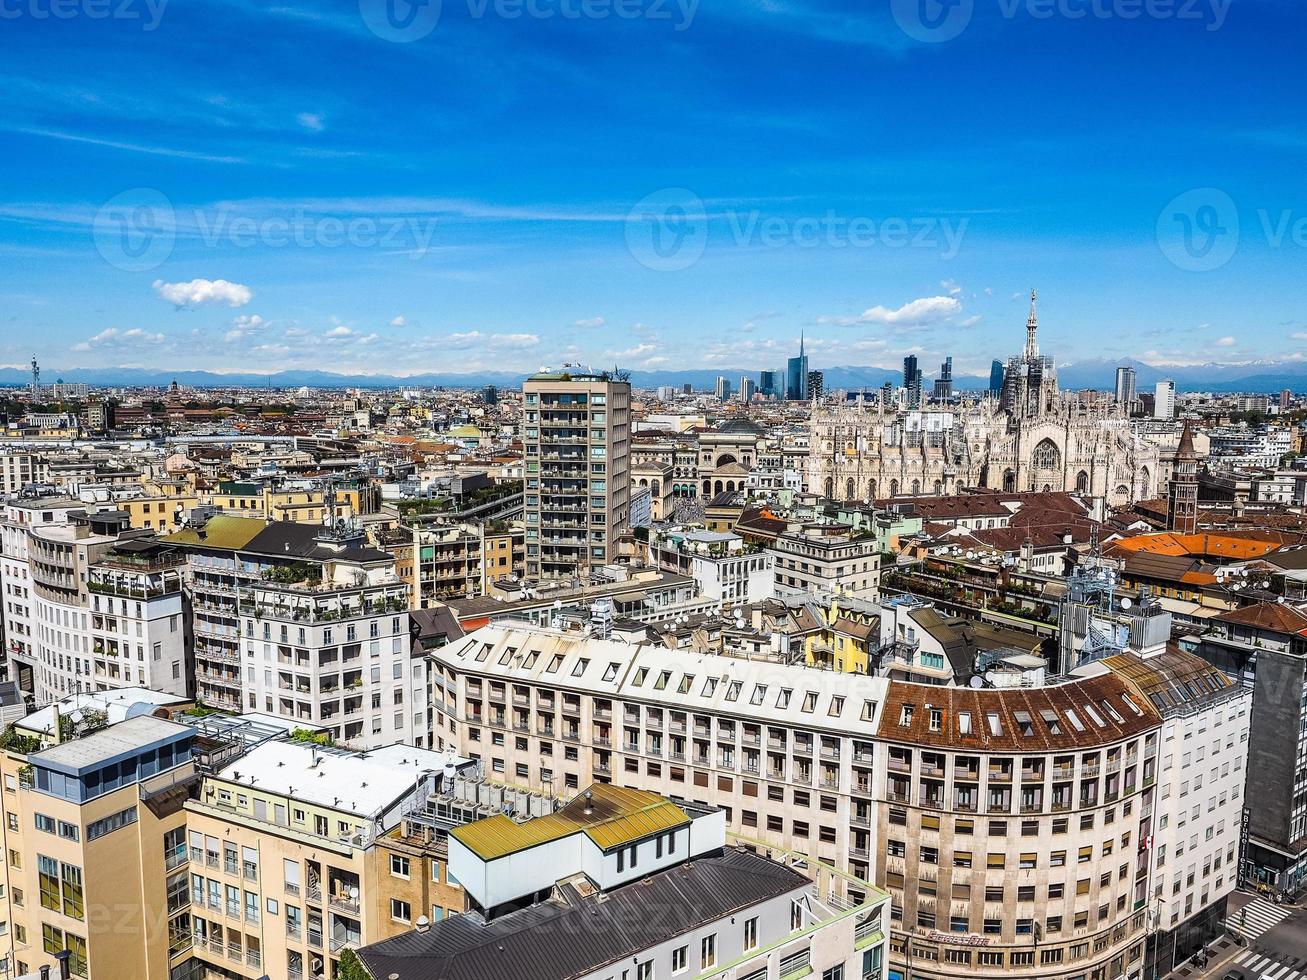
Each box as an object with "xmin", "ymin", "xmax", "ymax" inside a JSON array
[{"xmin": 1, "ymin": 0, "xmax": 1304, "ymax": 379}]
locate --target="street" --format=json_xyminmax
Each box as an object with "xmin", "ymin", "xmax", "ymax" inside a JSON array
[{"xmin": 1168, "ymin": 896, "xmax": 1307, "ymax": 980}]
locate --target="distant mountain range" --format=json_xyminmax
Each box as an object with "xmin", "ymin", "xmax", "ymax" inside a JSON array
[{"xmin": 2, "ymin": 358, "xmax": 1304, "ymax": 394}]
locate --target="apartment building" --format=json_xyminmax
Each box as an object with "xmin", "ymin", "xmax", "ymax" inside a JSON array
[
  {"xmin": 1, "ymin": 453, "xmax": 50, "ymax": 496},
  {"xmin": 237, "ymin": 565, "xmax": 419, "ymax": 750},
  {"xmin": 358, "ymin": 785, "xmax": 890, "ymax": 980},
  {"xmin": 649, "ymin": 528, "xmax": 777, "ymax": 605},
  {"xmin": 0, "ymin": 715, "xmax": 197, "ymax": 980},
  {"xmin": 522, "ymin": 371, "xmax": 631, "ymax": 580},
  {"xmin": 1193, "ymin": 601, "xmax": 1307, "ymax": 893},
  {"xmin": 178, "ymin": 739, "xmax": 473, "ymax": 980},
  {"xmin": 773, "ymin": 523, "xmax": 881, "ymax": 600},
  {"xmin": 428, "ymin": 622, "xmax": 896, "ymax": 904},
  {"xmin": 1079, "ymin": 650, "xmax": 1251, "ymax": 976},
  {"xmin": 426, "ymin": 621, "xmax": 1247, "ymax": 980},
  {"xmin": 0, "ymin": 498, "xmax": 189, "ymax": 702},
  {"xmin": 408, "ymin": 523, "xmax": 481, "ymax": 606},
  {"xmin": 165, "ymin": 514, "xmax": 420, "ymax": 748}
]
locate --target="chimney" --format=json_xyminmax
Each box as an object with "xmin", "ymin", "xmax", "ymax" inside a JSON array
[
  {"xmin": 56, "ymin": 949, "xmax": 72, "ymax": 980},
  {"xmin": 39, "ymin": 967, "xmax": 51, "ymax": 980}
]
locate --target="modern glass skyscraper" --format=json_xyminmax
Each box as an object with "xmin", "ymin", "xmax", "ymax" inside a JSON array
[
  {"xmin": 903, "ymin": 354, "xmax": 923, "ymax": 409},
  {"xmin": 786, "ymin": 333, "xmax": 809, "ymax": 400},
  {"xmin": 989, "ymin": 359, "xmax": 1005, "ymax": 396}
]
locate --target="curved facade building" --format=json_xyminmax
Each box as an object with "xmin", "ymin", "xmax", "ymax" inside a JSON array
[
  {"xmin": 426, "ymin": 621, "xmax": 1246, "ymax": 980},
  {"xmin": 876, "ymin": 678, "xmax": 1159, "ymax": 980}
]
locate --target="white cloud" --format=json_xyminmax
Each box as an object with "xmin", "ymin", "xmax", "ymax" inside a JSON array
[
  {"xmin": 609, "ymin": 343, "xmax": 658, "ymax": 361},
  {"xmin": 72, "ymin": 327, "xmax": 165, "ymax": 351},
  {"xmin": 1293, "ymin": 332, "xmax": 1307, "ymax": 341},
  {"xmin": 1215, "ymin": 336, "xmax": 1235, "ymax": 346},
  {"xmin": 818, "ymin": 296, "xmax": 962, "ymax": 329},
  {"xmin": 858, "ymin": 296, "xmax": 961, "ymax": 326},
  {"xmin": 297, "ymin": 112, "xmax": 325, "ymax": 132},
  {"xmin": 153, "ymin": 278, "xmax": 252, "ymax": 308},
  {"xmin": 572, "ymin": 316, "xmax": 605, "ymax": 329},
  {"xmin": 940, "ymin": 278, "xmax": 962, "ymax": 296},
  {"xmin": 224, "ymin": 313, "xmax": 265, "ymax": 343},
  {"xmin": 357, "ymin": 333, "xmax": 379, "ymax": 345},
  {"xmin": 389, "ymin": 315, "xmax": 408, "ymax": 328},
  {"xmin": 958, "ymin": 315, "xmax": 982, "ymax": 327},
  {"xmin": 489, "ymin": 333, "xmax": 539, "ymax": 349},
  {"xmin": 324, "ymin": 325, "xmax": 354, "ymax": 338}
]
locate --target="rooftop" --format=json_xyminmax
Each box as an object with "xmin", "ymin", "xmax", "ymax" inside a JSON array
[
  {"xmin": 211, "ymin": 740, "xmax": 468, "ymax": 817},
  {"xmin": 33, "ymin": 715, "xmax": 191, "ymax": 773},
  {"xmin": 452, "ymin": 784, "xmax": 689, "ymax": 860},
  {"xmin": 358, "ymin": 848, "xmax": 810, "ymax": 980}
]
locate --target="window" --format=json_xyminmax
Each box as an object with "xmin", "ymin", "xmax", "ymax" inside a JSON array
[
  {"xmin": 744, "ymin": 916, "xmax": 758, "ymax": 950},
  {"xmin": 391, "ymin": 855, "xmax": 411, "ymax": 879},
  {"xmin": 672, "ymin": 945, "xmax": 688, "ymax": 973},
  {"xmin": 700, "ymin": 934, "xmax": 717, "ymax": 968},
  {"xmin": 391, "ymin": 898, "xmax": 411, "ymax": 922},
  {"xmin": 823, "ymin": 969, "xmax": 845, "ymax": 980}
]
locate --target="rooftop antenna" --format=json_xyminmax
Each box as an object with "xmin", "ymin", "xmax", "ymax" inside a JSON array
[{"xmin": 30, "ymin": 354, "xmax": 40, "ymax": 400}]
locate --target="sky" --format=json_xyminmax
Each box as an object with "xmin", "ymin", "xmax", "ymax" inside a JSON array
[{"xmin": 0, "ymin": 0, "xmax": 1305, "ymax": 380}]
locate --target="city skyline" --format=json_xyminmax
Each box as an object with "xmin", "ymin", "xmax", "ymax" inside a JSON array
[{"xmin": 2, "ymin": 2, "xmax": 1306, "ymax": 377}]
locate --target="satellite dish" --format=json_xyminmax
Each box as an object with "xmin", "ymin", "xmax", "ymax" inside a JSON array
[
  {"xmin": 1261, "ymin": 580, "xmax": 1271, "ymax": 589},
  {"xmin": 1120, "ymin": 597, "xmax": 1132, "ymax": 610},
  {"xmin": 968, "ymin": 675, "xmax": 984, "ymax": 689}
]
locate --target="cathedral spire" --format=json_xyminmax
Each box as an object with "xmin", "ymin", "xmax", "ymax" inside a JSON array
[{"xmin": 1025, "ymin": 288, "xmax": 1039, "ymax": 359}]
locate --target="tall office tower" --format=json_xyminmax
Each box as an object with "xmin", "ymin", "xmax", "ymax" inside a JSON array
[
  {"xmin": 880, "ymin": 381, "xmax": 895, "ymax": 407},
  {"xmin": 682, "ymin": 383, "xmax": 692, "ymax": 395},
  {"xmin": 1114, "ymin": 366, "xmax": 1136, "ymax": 410},
  {"xmin": 739, "ymin": 376, "xmax": 756, "ymax": 402},
  {"xmin": 715, "ymin": 376, "xmax": 732, "ymax": 402},
  {"xmin": 786, "ymin": 333, "xmax": 809, "ymax": 400},
  {"xmin": 989, "ymin": 358, "xmax": 1005, "ymax": 397},
  {"xmin": 481, "ymin": 384, "xmax": 498, "ymax": 405},
  {"xmin": 759, "ymin": 369, "xmax": 781, "ymax": 398},
  {"xmin": 523, "ymin": 370, "xmax": 630, "ymax": 580},
  {"xmin": 806, "ymin": 370, "xmax": 824, "ymax": 401},
  {"xmin": 903, "ymin": 354, "xmax": 923, "ymax": 409},
  {"xmin": 1280, "ymin": 388, "xmax": 1292, "ymax": 410},
  {"xmin": 932, "ymin": 356, "xmax": 953, "ymax": 401},
  {"xmin": 1154, "ymin": 379, "xmax": 1176, "ymax": 420}
]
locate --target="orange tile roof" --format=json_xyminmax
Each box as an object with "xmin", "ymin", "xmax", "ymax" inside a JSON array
[{"xmin": 1109, "ymin": 532, "xmax": 1285, "ymax": 561}]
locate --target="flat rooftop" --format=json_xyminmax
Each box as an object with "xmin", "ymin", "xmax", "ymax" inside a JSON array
[
  {"xmin": 212, "ymin": 741, "xmax": 468, "ymax": 818},
  {"xmin": 34, "ymin": 715, "xmax": 192, "ymax": 773}
]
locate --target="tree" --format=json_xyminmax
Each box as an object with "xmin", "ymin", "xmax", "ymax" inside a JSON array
[{"xmin": 338, "ymin": 948, "xmax": 372, "ymax": 980}]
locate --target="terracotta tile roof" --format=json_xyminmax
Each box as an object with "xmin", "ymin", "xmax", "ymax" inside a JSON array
[
  {"xmin": 1108, "ymin": 531, "xmax": 1291, "ymax": 561},
  {"xmin": 1212, "ymin": 601, "xmax": 1307, "ymax": 635},
  {"xmin": 877, "ymin": 673, "xmax": 1158, "ymax": 752}
]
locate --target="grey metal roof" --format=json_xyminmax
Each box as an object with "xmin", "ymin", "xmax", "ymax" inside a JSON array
[
  {"xmin": 33, "ymin": 715, "xmax": 191, "ymax": 773},
  {"xmin": 357, "ymin": 849, "xmax": 808, "ymax": 980}
]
